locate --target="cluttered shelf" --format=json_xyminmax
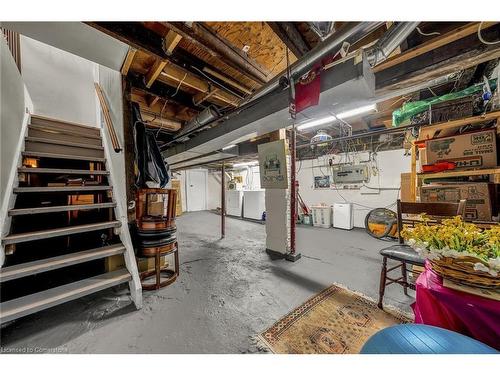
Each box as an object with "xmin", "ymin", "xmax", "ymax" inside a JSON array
[
  {"xmin": 417, "ymin": 110, "xmax": 500, "ymax": 141},
  {"xmin": 417, "ymin": 167, "xmax": 500, "ymax": 182}
]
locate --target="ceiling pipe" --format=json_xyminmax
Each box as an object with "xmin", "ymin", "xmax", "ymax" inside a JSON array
[
  {"xmin": 308, "ymin": 22, "xmax": 335, "ymax": 41},
  {"xmin": 244, "ymin": 22, "xmax": 384, "ymax": 104},
  {"xmin": 366, "ymin": 22, "xmax": 419, "ymax": 67},
  {"xmin": 174, "ymin": 105, "xmax": 220, "ymax": 140},
  {"xmin": 164, "ymin": 22, "xmax": 383, "ymax": 147}
]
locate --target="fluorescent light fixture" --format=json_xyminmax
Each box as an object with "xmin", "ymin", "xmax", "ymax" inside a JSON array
[
  {"xmin": 296, "ymin": 104, "xmax": 376, "ymax": 131},
  {"xmin": 297, "ymin": 115, "xmax": 337, "ymax": 131},
  {"xmin": 232, "ymin": 161, "xmax": 258, "ymax": 168},
  {"xmin": 222, "ymin": 144, "xmax": 237, "ymax": 151},
  {"xmin": 336, "ymin": 104, "xmax": 376, "ymax": 120}
]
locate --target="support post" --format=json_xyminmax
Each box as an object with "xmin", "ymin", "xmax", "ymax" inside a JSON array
[
  {"xmin": 410, "ymin": 141, "xmax": 417, "ymax": 202},
  {"xmin": 285, "ymin": 125, "xmax": 301, "ymax": 262},
  {"xmin": 221, "ymin": 162, "xmax": 226, "ymax": 239}
]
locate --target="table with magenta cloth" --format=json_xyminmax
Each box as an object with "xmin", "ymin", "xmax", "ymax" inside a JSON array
[{"xmin": 412, "ymin": 261, "xmax": 500, "ymax": 350}]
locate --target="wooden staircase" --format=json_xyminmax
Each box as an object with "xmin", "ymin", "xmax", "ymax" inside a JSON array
[{"xmin": 0, "ymin": 114, "xmax": 142, "ymax": 324}]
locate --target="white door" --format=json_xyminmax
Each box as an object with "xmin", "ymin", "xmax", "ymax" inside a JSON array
[{"xmin": 186, "ymin": 169, "xmax": 208, "ymax": 211}]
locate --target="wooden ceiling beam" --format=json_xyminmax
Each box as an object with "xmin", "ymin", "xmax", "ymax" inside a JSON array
[
  {"xmin": 267, "ymin": 22, "xmax": 308, "ymax": 58},
  {"xmin": 127, "ymin": 73, "xmax": 200, "ymax": 111},
  {"xmin": 376, "ymin": 25, "xmax": 500, "ymax": 94},
  {"xmin": 159, "ymin": 63, "xmax": 240, "ymax": 107},
  {"xmin": 88, "ymin": 22, "xmax": 252, "ymax": 98},
  {"xmin": 162, "ymin": 22, "xmax": 269, "ymax": 84},
  {"xmin": 131, "ymin": 90, "xmax": 196, "ymax": 122},
  {"xmin": 120, "ymin": 47, "xmax": 136, "ymax": 76},
  {"xmin": 202, "ymin": 66, "xmax": 253, "ymax": 95},
  {"xmin": 374, "ymin": 22, "xmax": 498, "ymax": 73},
  {"xmin": 140, "ymin": 110, "xmax": 182, "ymax": 132},
  {"xmin": 163, "ymin": 29, "xmax": 182, "ymax": 55},
  {"xmin": 145, "ymin": 60, "xmax": 168, "ymax": 88}
]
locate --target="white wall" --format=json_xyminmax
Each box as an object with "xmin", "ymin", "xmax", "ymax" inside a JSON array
[
  {"xmin": 206, "ymin": 165, "xmax": 262, "ymax": 210},
  {"xmin": 1, "ymin": 37, "xmax": 27, "ymax": 202},
  {"xmin": 297, "ymin": 149, "xmax": 410, "ymax": 227},
  {"xmin": 20, "ymin": 36, "xmax": 98, "ymax": 126},
  {"xmin": 207, "ymin": 171, "xmax": 221, "ymax": 210}
]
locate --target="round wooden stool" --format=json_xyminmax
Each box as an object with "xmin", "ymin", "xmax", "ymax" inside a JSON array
[
  {"xmin": 138, "ymin": 236, "xmax": 179, "ymax": 290},
  {"xmin": 135, "ymin": 188, "xmax": 179, "ymax": 290}
]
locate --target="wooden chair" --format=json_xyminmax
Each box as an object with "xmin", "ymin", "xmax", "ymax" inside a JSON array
[{"xmin": 377, "ymin": 199, "xmax": 466, "ymax": 309}]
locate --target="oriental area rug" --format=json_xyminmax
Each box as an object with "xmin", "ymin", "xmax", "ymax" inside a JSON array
[{"xmin": 257, "ymin": 285, "xmax": 411, "ymax": 354}]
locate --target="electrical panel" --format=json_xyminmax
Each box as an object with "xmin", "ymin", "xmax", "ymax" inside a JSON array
[{"xmin": 332, "ymin": 165, "xmax": 369, "ymax": 184}]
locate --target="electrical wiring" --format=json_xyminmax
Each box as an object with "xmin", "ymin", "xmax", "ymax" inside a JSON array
[
  {"xmin": 416, "ymin": 27, "xmax": 440, "ymax": 37},
  {"xmin": 154, "ymin": 98, "xmax": 170, "ymax": 138},
  {"xmin": 478, "ymin": 22, "xmax": 500, "ymax": 45},
  {"xmin": 172, "ymin": 72, "xmax": 188, "ymax": 98}
]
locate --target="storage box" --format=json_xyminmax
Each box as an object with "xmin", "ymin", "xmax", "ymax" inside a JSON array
[
  {"xmin": 420, "ymin": 183, "xmax": 495, "ymax": 221},
  {"xmin": 424, "ymin": 129, "xmax": 497, "ymax": 169},
  {"xmin": 171, "ymin": 179, "xmax": 183, "ymax": 216},
  {"xmin": 311, "ymin": 205, "xmax": 332, "ymax": 228},
  {"xmin": 400, "ymin": 173, "xmax": 413, "ymax": 202}
]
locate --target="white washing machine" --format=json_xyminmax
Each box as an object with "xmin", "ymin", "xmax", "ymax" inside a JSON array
[
  {"xmin": 226, "ymin": 190, "xmax": 243, "ymax": 217},
  {"xmin": 243, "ymin": 190, "xmax": 266, "ymax": 220}
]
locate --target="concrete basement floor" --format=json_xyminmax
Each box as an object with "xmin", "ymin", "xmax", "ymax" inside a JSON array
[{"xmin": 0, "ymin": 211, "xmax": 414, "ymax": 353}]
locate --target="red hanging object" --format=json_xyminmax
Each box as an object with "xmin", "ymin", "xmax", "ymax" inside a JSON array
[{"xmin": 294, "ymin": 65, "xmax": 322, "ymax": 114}]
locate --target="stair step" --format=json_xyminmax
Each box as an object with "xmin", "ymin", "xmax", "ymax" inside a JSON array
[
  {"xmin": 25, "ymin": 137, "xmax": 104, "ymax": 150},
  {"xmin": 14, "ymin": 185, "xmax": 112, "ymax": 193},
  {"xmin": 28, "ymin": 126, "xmax": 102, "ymax": 146},
  {"xmin": 30, "ymin": 114, "xmax": 101, "ymax": 137},
  {"xmin": 0, "ymin": 244, "xmax": 126, "ymax": 282},
  {"xmin": 0, "ymin": 269, "xmax": 131, "ymax": 323},
  {"xmin": 18, "ymin": 167, "xmax": 109, "ymax": 175},
  {"xmin": 29, "ymin": 123, "xmax": 101, "ymax": 140},
  {"xmin": 2, "ymin": 221, "xmax": 121, "ymax": 245},
  {"xmin": 9, "ymin": 202, "xmax": 117, "ymax": 216},
  {"xmin": 22, "ymin": 151, "xmax": 106, "ymax": 163}
]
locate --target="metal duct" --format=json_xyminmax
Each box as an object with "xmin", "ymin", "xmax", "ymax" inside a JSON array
[
  {"xmin": 366, "ymin": 22, "xmax": 419, "ymax": 67},
  {"xmin": 244, "ymin": 22, "xmax": 384, "ymax": 103},
  {"xmin": 175, "ymin": 106, "xmax": 220, "ymax": 138},
  {"xmin": 308, "ymin": 22, "xmax": 335, "ymax": 41}
]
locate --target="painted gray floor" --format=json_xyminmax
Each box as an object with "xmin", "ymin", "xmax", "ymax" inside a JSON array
[{"xmin": 0, "ymin": 211, "xmax": 413, "ymax": 353}]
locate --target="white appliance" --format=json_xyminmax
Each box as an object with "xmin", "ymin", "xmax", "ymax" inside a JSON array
[
  {"xmin": 243, "ymin": 190, "xmax": 266, "ymax": 220},
  {"xmin": 333, "ymin": 203, "xmax": 354, "ymax": 230},
  {"xmin": 311, "ymin": 205, "xmax": 332, "ymax": 228},
  {"xmin": 226, "ymin": 190, "xmax": 243, "ymax": 217}
]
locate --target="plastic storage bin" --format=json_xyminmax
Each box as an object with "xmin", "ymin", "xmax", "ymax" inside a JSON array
[{"xmin": 311, "ymin": 205, "xmax": 332, "ymax": 228}]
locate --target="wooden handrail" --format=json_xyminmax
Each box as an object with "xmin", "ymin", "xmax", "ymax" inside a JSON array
[{"xmin": 94, "ymin": 82, "xmax": 122, "ymax": 153}]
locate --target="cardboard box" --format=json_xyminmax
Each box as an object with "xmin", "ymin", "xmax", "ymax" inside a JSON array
[
  {"xmin": 420, "ymin": 182, "xmax": 495, "ymax": 221},
  {"xmin": 400, "ymin": 173, "xmax": 413, "ymax": 202},
  {"xmin": 171, "ymin": 179, "xmax": 183, "ymax": 216},
  {"xmin": 424, "ymin": 129, "xmax": 497, "ymax": 169},
  {"xmin": 147, "ymin": 195, "xmax": 166, "ymax": 216}
]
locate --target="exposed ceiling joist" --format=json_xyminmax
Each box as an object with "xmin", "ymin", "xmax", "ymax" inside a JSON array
[
  {"xmin": 127, "ymin": 73, "xmax": 200, "ymax": 111},
  {"xmin": 131, "ymin": 90, "xmax": 196, "ymax": 122},
  {"xmin": 375, "ymin": 25, "xmax": 500, "ymax": 93},
  {"xmin": 163, "ymin": 29, "xmax": 182, "ymax": 55},
  {"xmin": 373, "ymin": 22, "xmax": 498, "ymax": 72},
  {"xmin": 202, "ymin": 66, "xmax": 253, "ymax": 95},
  {"xmin": 267, "ymin": 22, "xmax": 308, "ymax": 58},
  {"xmin": 145, "ymin": 60, "xmax": 168, "ymax": 88},
  {"xmin": 162, "ymin": 22, "xmax": 270, "ymax": 84},
  {"xmin": 140, "ymin": 110, "xmax": 182, "ymax": 132},
  {"xmin": 88, "ymin": 22, "xmax": 251, "ymax": 99},
  {"xmin": 159, "ymin": 63, "xmax": 240, "ymax": 106},
  {"xmin": 120, "ymin": 47, "xmax": 136, "ymax": 76}
]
